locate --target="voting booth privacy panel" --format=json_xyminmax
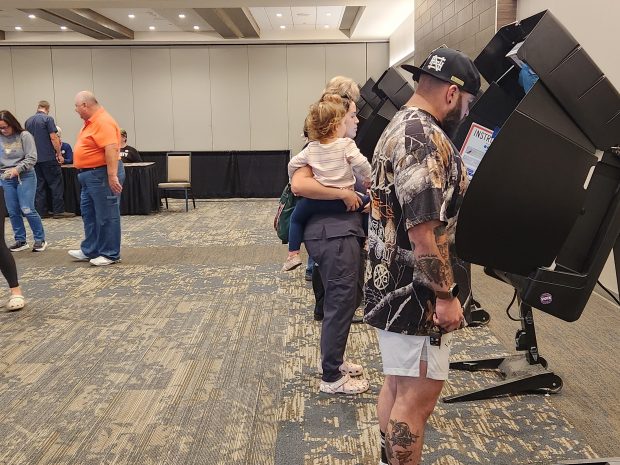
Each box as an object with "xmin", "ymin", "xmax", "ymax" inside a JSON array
[
  {"xmin": 445, "ymin": 10, "xmax": 620, "ymax": 404},
  {"xmin": 355, "ymin": 68, "xmax": 414, "ymax": 162}
]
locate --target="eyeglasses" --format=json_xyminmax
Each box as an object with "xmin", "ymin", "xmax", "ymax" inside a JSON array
[{"xmin": 0, "ymin": 125, "xmax": 10, "ymax": 131}]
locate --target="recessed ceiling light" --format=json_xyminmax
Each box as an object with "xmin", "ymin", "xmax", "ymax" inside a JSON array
[
  {"xmin": 128, "ymin": 14, "xmax": 135, "ymax": 19},
  {"xmin": 326, "ymin": 12, "xmax": 332, "ymax": 16},
  {"xmin": 276, "ymin": 13, "xmax": 283, "ymax": 17},
  {"xmin": 193, "ymin": 25, "xmax": 200, "ymax": 30},
  {"xmin": 60, "ymin": 26, "xmax": 68, "ymax": 30},
  {"xmin": 15, "ymin": 26, "xmax": 22, "ymax": 31},
  {"xmin": 149, "ymin": 26, "xmax": 156, "ymax": 30},
  {"xmin": 280, "ymin": 25, "xmax": 286, "ymax": 29},
  {"xmin": 178, "ymin": 14, "xmax": 186, "ymax": 19},
  {"xmin": 28, "ymin": 14, "xmax": 36, "ymax": 19}
]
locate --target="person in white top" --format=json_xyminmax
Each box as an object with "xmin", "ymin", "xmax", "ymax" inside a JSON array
[{"xmin": 283, "ymin": 94, "xmax": 372, "ymax": 271}]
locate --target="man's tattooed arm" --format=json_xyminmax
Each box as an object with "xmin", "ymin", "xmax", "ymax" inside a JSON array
[{"xmin": 408, "ymin": 220, "xmax": 454, "ymax": 291}]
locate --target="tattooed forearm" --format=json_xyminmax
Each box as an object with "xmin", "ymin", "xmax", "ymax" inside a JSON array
[
  {"xmin": 408, "ymin": 222, "xmax": 454, "ymax": 289},
  {"xmin": 387, "ymin": 420, "xmax": 419, "ymax": 464},
  {"xmin": 414, "ymin": 254, "xmax": 452, "ymax": 288}
]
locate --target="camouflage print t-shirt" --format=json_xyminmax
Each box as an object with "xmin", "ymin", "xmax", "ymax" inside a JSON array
[{"xmin": 363, "ymin": 107, "xmax": 468, "ymax": 335}]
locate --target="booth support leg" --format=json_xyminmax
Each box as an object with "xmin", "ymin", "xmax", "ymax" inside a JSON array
[{"xmin": 444, "ymin": 302, "xmax": 563, "ymax": 403}]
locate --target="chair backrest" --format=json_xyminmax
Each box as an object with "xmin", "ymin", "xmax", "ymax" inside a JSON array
[{"xmin": 166, "ymin": 152, "xmax": 191, "ymax": 183}]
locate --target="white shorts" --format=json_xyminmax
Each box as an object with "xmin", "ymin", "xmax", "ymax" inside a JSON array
[{"xmin": 376, "ymin": 329, "xmax": 454, "ymax": 381}]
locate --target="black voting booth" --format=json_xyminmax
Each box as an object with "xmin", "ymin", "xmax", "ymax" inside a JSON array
[
  {"xmin": 355, "ymin": 68, "xmax": 408, "ymax": 162},
  {"xmin": 445, "ymin": 10, "xmax": 620, "ymax": 404}
]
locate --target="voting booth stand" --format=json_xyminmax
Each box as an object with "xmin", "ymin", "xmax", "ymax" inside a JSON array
[
  {"xmin": 356, "ymin": 68, "xmax": 491, "ymax": 326},
  {"xmin": 444, "ymin": 9, "xmax": 620, "ymax": 422}
]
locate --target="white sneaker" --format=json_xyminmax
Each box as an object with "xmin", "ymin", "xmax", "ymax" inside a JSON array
[
  {"xmin": 90, "ymin": 256, "xmax": 120, "ymax": 266},
  {"xmin": 68, "ymin": 249, "xmax": 89, "ymax": 261}
]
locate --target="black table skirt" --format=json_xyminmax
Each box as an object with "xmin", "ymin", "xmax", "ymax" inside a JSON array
[
  {"xmin": 140, "ymin": 151, "xmax": 290, "ymax": 198},
  {"xmin": 62, "ymin": 163, "xmax": 159, "ymax": 215}
]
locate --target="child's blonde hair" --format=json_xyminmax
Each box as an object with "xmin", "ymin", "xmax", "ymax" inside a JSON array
[{"xmin": 305, "ymin": 94, "xmax": 347, "ymax": 142}]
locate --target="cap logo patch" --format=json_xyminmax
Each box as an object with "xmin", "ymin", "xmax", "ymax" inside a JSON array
[
  {"xmin": 451, "ymin": 76, "xmax": 464, "ymax": 86},
  {"xmin": 427, "ymin": 55, "xmax": 446, "ymax": 72}
]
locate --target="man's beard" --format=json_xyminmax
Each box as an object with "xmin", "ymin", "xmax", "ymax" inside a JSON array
[{"xmin": 441, "ymin": 95, "xmax": 464, "ymax": 138}]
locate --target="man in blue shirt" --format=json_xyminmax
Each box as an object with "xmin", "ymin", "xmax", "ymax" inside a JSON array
[{"xmin": 25, "ymin": 100, "xmax": 73, "ymax": 218}]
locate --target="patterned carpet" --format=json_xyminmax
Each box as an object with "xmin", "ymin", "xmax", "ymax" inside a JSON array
[{"xmin": 0, "ymin": 199, "xmax": 607, "ymax": 464}]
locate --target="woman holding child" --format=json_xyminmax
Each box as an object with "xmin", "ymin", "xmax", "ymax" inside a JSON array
[{"xmin": 289, "ymin": 76, "xmax": 371, "ymax": 395}]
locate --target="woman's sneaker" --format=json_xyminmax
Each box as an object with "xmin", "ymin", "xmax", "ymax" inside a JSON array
[
  {"xmin": 9, "ymin": 241, "xmax": 29, "ymax": 252},
  {"xmin": 319, "ymin": 374, "xmax": 369, "ymax": 395},
  {"xmin": 32, "ymin": 241, "xmax": 48, "ymax": 252}
]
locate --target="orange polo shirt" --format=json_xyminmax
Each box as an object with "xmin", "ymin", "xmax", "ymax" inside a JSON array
[{"xmin": 73, "ymin": 107, "xmax": 121, "ymax": 169}]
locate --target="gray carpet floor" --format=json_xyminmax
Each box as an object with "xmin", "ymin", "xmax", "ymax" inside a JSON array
[{"xmin": 0, "ymin": 199, "xmax": 617, "ymax": 464}]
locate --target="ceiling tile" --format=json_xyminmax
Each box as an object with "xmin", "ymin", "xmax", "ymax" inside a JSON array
[
  {"xmin": 291, "ymin": 6, "xmax": 316, "ymax": 26},
  {"xmin": 264, "ymin": 7, "xmax": 293, "ymax": 27}
]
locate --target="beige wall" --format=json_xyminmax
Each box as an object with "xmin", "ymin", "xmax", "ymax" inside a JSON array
[
  {"xmin": 0, "ymin": 43, "xmax": 389, "ymax": 155},
  {"xmin": 518, "ymin": 0, "xmax": 620, "ymax": 89}
]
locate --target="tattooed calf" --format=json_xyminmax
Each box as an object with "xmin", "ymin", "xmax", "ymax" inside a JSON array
[{"xmin": 387, "ymin": 420, "xmax": 419, "ymax": 464}]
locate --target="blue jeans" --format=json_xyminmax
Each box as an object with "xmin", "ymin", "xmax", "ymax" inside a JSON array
[
  {"xmin": 1, "ymin": 169, "xmax": 46, "ymax": 243},
  {"xmin": 77, "ymin": 164, "xmax": 125, "ymax": 260},
  {"xmin": 288, "ymin": 194, "xmax": 370, "ymax": 252}
]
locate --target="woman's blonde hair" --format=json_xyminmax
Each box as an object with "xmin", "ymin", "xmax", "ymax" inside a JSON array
[
  {"xmin": 322, "ymin": 76, "xmax": 360, "ymax": 102},
  {"xmin": 305, "ymin": 94, "xmax": 347, "ymax": 142}
]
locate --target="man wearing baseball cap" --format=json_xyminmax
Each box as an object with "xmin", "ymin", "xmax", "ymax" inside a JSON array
[{"xmin": 364, "ymin": 47, "xmax": 480, "ymax": 465}]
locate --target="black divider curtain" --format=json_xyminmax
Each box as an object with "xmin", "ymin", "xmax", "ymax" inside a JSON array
[{"xmin": 141, "ymin": 151, "xmax": 290, "ymax": 198}]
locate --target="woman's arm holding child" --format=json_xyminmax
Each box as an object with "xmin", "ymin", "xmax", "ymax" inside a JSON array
[{"xmin": 291, "ymin": 166, "xmax": 362, "ymax": 211}]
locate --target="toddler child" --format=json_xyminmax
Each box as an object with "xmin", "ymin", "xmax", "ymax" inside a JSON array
[{"xmin": 283, "ymin": 94, "xmax": 371, "ymax": 271}]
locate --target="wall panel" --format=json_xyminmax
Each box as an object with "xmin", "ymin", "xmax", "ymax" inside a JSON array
[
  {"xmin": 170, "ymin": 48, "xmax": 212, "ymax": 151},
  {"xmin": 248, "ymin": 45, "xmax": 288, "ymax": 150},
  {"xmin": 325, "ymin": 43, "xmax": 367, "ymax": 90},
  {"xmin": 11, "ymin": 48, "xmax": 54, "ymax": 125},
  {"xmin": 367, "ymin": 42, "xmax": 390, "ymax": 81},
  {"xmin": 0, "ymin": 49, "xmax": 16, "ymax": 114},
  {"xmin": 210, "ymin": 46, "xmax": 250, "ymax": 150},
  {"xmin": 51, "ymin": 48, "xmax": 93, "ymax": 146},
  {"xmin": 131, "ymin": 48, "xmax": 174, "ymax": 151},
  {"xmin": 92, "ymin": 48, "xmax": 136, "ymax": 146},
  {"xmin": 1, "ymin": 42, "xmax": 388, "ymax": 156},
  {"xmin": 286, "ymin": 45, "xmax": 326, "ymax": 155}
]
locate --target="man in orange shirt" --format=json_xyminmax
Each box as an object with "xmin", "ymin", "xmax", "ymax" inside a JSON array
[{"xmin": 68, "ymin": 91, "xmax": 125, "ymax": 266}]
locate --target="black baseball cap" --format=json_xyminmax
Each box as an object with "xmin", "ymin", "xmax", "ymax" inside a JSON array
[{"xmin": 402, "ymin": 47, "xmax": 481, "ymax": 96}]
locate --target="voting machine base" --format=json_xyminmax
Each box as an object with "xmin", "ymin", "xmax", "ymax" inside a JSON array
[{"xmin": 443, "ymin": 299, "xmax": 562, "ymax": 403}]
